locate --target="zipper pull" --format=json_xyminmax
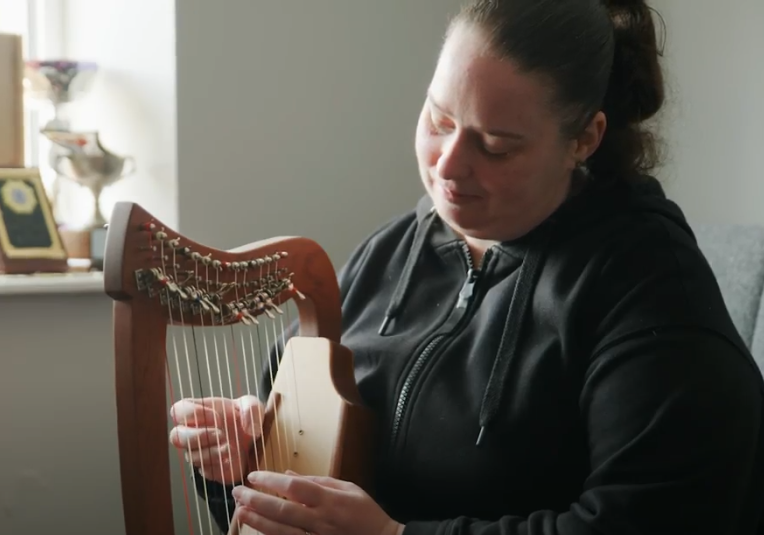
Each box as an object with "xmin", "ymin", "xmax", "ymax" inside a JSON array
[{"xmin": 456, "ymin": 268, "xmax": 479, "ymax": 309}]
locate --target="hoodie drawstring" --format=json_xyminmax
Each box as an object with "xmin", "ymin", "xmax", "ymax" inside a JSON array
[
  {"xmin": 476, "ymin": 222, "xmax": 554, "ymax": 446},
  {"xmin": 378, "ymin": 208, "xmax": 438, "ymax": 336}
]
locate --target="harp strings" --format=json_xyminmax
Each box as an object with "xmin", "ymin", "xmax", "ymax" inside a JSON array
[
  {"xmin": 226, "ymin": 266, "xmax": 247, "ymax": 485},
  {"xmin": 281, "ymin": 303, "xmax": 302, "ymax": 454},
  {"xmin": 157, "ymin": 239, "xmax": 302, "ymax": 535},
  {"xmin": 273, "ymin": 256, "xmax": 304, "ymax": 458},
  {"xmin": 197, "ymin": 272, "xmax": 232, "ymax": 523},
  {"xmin": 162, "ymin": 238, "xmax": 215, "ymax": 535},
  {"xmin": 203, "ymin": 261, "xmax": 241, "ymax": 489},
  {"xmin": 266, "ymin": 256, "xmax": 294, "ymax": 468}
]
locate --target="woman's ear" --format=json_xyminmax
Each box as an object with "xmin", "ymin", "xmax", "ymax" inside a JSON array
[{"xmin": 570, "ymin": 111, "xmax": 607, "ymax": 165}]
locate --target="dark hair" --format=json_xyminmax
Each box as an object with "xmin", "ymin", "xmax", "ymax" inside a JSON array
[{"xmin": 449, "ymin": 0, "xmax": 665, "ymax": 181}]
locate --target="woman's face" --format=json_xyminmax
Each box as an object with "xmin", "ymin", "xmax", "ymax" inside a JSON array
[{"xmin": 415, "ymin": 23, "xmax": 604, "ymax": 243}]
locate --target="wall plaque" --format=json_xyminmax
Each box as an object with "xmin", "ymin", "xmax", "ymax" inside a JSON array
[{"xmin": 0, "ymin": 168, "xmax": 68, "ymax": 274}]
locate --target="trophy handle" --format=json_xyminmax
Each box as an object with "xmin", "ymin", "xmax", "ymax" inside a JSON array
[
  {"xmin": 51, "ymin": 153, "xmax": 66, "ymax": 176},
  {"xmin": 122, "ymin": 156, "xmax": 136, "ymax": 177}
]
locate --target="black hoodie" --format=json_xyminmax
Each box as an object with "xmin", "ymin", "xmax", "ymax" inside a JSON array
[{"xmin": 200, "ymin": 176, "xmax": 764, "ymax": 534}]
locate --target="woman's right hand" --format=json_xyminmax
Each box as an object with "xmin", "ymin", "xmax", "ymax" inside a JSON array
[{"xmin": 169, "ymin": 396, "xmax": 264, "ymax": 485}]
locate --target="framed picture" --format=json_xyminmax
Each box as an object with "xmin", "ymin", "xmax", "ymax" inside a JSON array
[{"xmin": 0, "ymin": 167, "xmax": 68, "ymax": 274}]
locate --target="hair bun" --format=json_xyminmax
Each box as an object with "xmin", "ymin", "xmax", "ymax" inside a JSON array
[
  {"xmin": 602, "ymin": 0, "xmax": 664, "ymax": 124},
  {"xmin": 603, "ymin": 0, "xmax": 652, "ymax": 31}
]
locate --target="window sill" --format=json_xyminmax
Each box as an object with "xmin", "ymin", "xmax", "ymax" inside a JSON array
[{"xmin": 0, "ymin": 270, "xmax": 104, "ymax": 296}]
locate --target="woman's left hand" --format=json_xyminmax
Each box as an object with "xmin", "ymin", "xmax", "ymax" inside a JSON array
[{"xmin": 231, "ymin": 470, "xmax": 404, "ymax": 535}]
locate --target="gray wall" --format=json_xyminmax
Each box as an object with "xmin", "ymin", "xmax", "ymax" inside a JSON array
[
  {"xmin": 176, "ymin": 1, "xmax": 464, "ymax": 266},
  {"xmin": 0, "ymin": 293, "xmax": 120, "ymax": 533},
  {"xmin": 651, "ymin": 0, "xmax": 764, "ymax": 226}
]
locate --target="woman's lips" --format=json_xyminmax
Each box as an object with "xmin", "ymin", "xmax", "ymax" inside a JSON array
[{"xmin": 439, "ymin": 183, "xmax": 480, "ymax": 203}]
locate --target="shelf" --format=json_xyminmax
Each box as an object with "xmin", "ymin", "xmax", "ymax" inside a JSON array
[{"xmin": 0, "ymin": 270, "xmax": 104, "ymax": 296}]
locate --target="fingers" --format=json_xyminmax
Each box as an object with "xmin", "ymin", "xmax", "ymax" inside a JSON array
[
  {"xmin": 170, "ymin": 396, "xmax": 265, "ymax": 437},
  {"xmin": 184, "ymin": 442, "xmax": 230, "ymax": 465},
  {"xmin": 184, "ymin": 442, "xmax": 247, "ymax": 484},
  {"xmin": 170, "ymin": 399, "xmax": 223, "ymax": 427},
  {"xmin": 170, "ymin": 426, "xmax": 242, "ymax": 472},
  {"xmin": 172, "ymin": 429, "xmax": 244, "ymax": 465},
  {"xmin": 234, "ymin": 505, "xmax": 309, "ymax": 535},
  {"xmin": 169, "ymin": 425, "xmax": 226, "ymax": 449},
  {"xmin": 233, "ymin": 487, "xmax": 315, "ymax": 535},
  {"xmin": 195, "ymin": 395, "xmax": 264, "ymax": 417},
  {"xmin": 285, "ymin": 471, "xmax": 355, "ymax": 492},
  {"xmin": 237, "ymin": 395, "xmax": 265, "ymax": 437},
  {"xmin": 197, "ymin": 454, "xmax": 245, "ymax": 482},
  {"xmin": 246, "ymin": 471, "xmax": 326, "ymax": 508}
]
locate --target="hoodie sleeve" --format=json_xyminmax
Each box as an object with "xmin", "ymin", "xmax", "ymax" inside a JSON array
[
  {"xmin": 192, "ymin": 468, "xmax": 236, "ymax": 533},
  {"xmin": 401, "ymin": 326, "xmax": 763, "ymax": 535}
]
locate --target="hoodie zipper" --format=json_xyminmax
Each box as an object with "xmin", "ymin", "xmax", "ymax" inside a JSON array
[{"xmin": 389, "ymin": 242, "xmax": 492, "ymax": 447}]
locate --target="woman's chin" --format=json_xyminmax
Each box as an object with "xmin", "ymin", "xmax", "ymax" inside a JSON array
[{"xmin": 433, "ymin": 198, "xmax": 487, "ymax": 235}]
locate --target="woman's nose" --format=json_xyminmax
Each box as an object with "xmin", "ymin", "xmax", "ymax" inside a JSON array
[{"xmin": 436, "ymin": 135, "xmax": 472, "ymax": 181}]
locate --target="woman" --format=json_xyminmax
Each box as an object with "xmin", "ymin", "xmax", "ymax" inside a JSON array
[{"xmin": 170, "ymin": 0, "xmax": 764, "ymax": 533}]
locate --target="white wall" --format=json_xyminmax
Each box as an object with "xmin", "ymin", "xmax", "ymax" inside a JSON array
[
  {"xmin": 176, "ymin": 1, "xmax": 463, "ymax": 266},
  {"xmin": 652, "ymin": 0, "xmax": 764, "ymax": 226},
  {"xmin": 1, "ymin": 2, "xmax": 177, "ymax": 534},
  {"xmin": 60, "ymin": 0, "xmax": 178, "ymax": 229}
]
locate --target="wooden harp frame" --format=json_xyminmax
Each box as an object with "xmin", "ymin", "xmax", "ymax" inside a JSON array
[{"xmin": 104, "ymin": 202, "xmax": 376, "ymax": 535}]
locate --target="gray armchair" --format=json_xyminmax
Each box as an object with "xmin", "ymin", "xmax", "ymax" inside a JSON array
[{"xmin": 695, "ymin": 224, "xmax": 764, "ymax": 369}]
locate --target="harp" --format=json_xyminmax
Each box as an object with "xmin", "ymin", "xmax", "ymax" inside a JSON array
[{"xmin": 103, "ymin": 201, "xmax": 376, "ymax": 535}]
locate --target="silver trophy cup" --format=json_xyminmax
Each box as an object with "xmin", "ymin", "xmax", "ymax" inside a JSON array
[
  {"xmin": 46, "ymin": 130, "xmax": 135, "ymax": 230},
  {"xmin": 46, "ymin": 131, "xmax": 134, "ymax": 269}
]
